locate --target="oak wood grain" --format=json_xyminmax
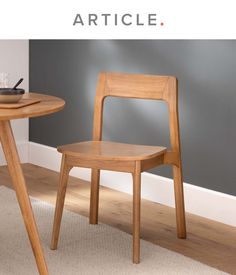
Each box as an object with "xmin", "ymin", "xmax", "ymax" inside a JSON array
[
  {"xmin": 58, "ymin": 141, "xmax": 166, "ymax": 161},
  {"xmin": 0, "ymin": 123, "xmax": 48, "ymax": 275},
  {"xmin": 51, "ymin": 154, "xmax": 72, "ymax": 250},
  {"xmin": 0, "ymin": 93, "xmax": 65, "ymax": 120},
  {"xmin": 0, "ymin": 93, "xmax": 65, "ymax": 274},
  {"xmin": 132, "ymin": 161, "xmax": 141, "ymax": 263},
  {"xmin": 0, "ymin": 98, "xmax": 40, "ymax": 109},
  {"xmin": 54, "ymin": 72, "xmax": 186, "ymax": 264}
]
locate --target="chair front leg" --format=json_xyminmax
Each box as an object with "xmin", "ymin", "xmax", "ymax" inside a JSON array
[
  {"xmin": 51, "ymin": 154, "xmax": 72, "ymax": 250},
  {"xmin": 89, "ymin": 169, "xmax": 100, "ymax": 224},
  {"xmin": 173, "ymin": 163, "xmax": 186, "ymax": 239},
  {"xmin": 133, "ymin": 161, "xmax": 141, "ymax": 264}
]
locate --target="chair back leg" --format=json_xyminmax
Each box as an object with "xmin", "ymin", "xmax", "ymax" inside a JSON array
[
  {"xmin": 133, "ymin": 161, "xmax": 141, "ymax": 264},
  {"xmin": 173, "ymin": 164, "xmax": 186, "ymax": 239},
  {"xmin": 51, "ymin": 154, "xmax": 72, "ymax": 250},
  {"xmin": 89, "ymin": 169, "xmax": 100, "ymax": 224}
]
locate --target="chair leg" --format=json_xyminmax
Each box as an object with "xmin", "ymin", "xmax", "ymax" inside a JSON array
[
  {"xmin": 173, "ymin": 164, "xmax": 186, "ymax": 239},
  {"xmin": 51, "ymin": 154, "xmax": 71, "ymax": 250},
  {"xmin": 133, "ymin": 161, "xmax": 141, "ymax": 264},
  {"xmin": 89, "ymin": 169, "xmax": 100, "ymax": 224}
]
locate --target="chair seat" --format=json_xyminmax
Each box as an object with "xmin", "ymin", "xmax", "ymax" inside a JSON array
[{"xmin": 58, "ymin": 141, "xmax": 166, "ymax": 161}]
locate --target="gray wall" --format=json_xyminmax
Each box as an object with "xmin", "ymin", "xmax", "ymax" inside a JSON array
[{"xmin": 29, "ymin": 40, "xmax": 236, "ymax": 196}]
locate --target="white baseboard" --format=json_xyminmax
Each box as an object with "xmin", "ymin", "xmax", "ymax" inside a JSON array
[
  {"xmin": 28, "ymin": 141, "xmax": 236, "ymax": 227},
  {"xmin": 0, "ymin": 141, "xmax": 29, "ymax": 165}
]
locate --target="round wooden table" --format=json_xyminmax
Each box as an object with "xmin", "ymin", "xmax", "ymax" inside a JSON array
[{"xmin": 0, "ymin": 93, "xmax": 65, "ymax": 275}]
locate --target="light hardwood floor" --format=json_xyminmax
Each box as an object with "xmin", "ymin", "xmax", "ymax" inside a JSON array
[{"xmin": 0, "ymin": 163, "xmax": 235, "ymax": 274}]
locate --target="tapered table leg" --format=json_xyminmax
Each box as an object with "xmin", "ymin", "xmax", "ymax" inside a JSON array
[{"xmin": 0, "ymin": 120, "xmax": 48, "ymax": 275}]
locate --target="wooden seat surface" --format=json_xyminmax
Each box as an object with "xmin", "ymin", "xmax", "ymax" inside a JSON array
[{"xmin": 58, "ymin": 141, "xmax": 166, "ymax": 161}]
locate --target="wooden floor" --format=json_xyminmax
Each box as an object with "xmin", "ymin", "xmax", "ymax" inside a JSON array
[{"xmin": 0, "ymin": 163, "xmax": 235, "ymax": 274}]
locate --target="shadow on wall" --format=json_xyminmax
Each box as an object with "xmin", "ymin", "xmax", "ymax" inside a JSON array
[{"xmin": 29, "ymin": 40, "xmax": 236, "ymax": 196}]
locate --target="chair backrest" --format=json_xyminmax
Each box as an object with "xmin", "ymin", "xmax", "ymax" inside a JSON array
[{"xmin": 93, "ymin": 72, "xmax": 181, "ymax": 154}]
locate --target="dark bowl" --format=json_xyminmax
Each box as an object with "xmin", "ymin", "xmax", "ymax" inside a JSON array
[{"xmin": 0, "ymin": 88, "xmax": 25, "ymax": 103}]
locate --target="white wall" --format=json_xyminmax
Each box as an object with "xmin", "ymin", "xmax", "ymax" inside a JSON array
[{"xmin": 0, "ymin": 40, "xmax": 29, "ymax": 164}]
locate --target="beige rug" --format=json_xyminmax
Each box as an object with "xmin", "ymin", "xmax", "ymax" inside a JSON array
[{"xmin": 0, "ymin": 186, "xmax": 228, "ymax": 275}]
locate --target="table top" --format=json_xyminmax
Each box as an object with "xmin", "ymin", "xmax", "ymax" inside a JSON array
[{"xmin": 0, "ymin": 93, "xmax": 65, "ymax": 120}]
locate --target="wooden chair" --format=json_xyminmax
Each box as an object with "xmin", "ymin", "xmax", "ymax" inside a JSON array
[{"xmin": 51, "ymin": 72, "xmax": 186, "ymax": 263}]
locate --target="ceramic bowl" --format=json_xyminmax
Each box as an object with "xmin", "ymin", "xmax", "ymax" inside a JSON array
[{"xmin": 0, "ymin": 88, "xmax": 25, "ymax": 103}]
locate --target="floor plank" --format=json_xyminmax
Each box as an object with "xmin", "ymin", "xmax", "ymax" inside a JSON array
[{"xmin": 0, "ymin": 164, "xmax": 235, "ymax": 274}]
